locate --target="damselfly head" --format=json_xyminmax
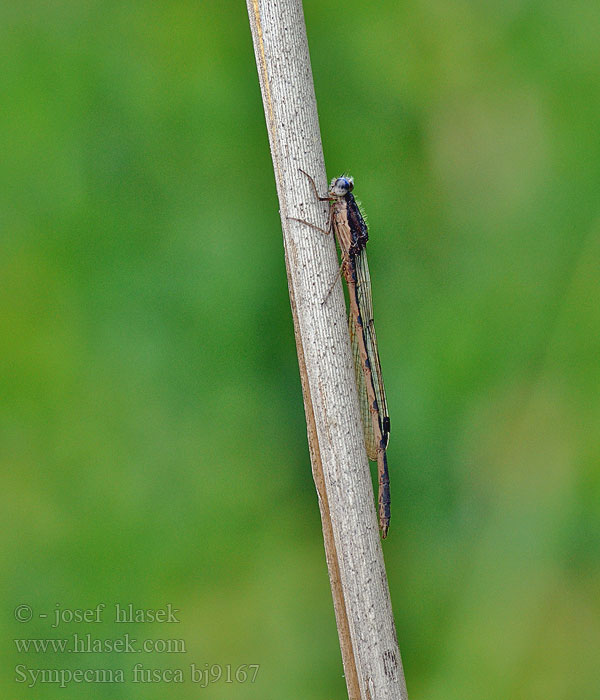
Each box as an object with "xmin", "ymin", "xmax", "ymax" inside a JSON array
[{"xmin": 329, "ymin": 176, "xmax": 354, "ymax": 197}]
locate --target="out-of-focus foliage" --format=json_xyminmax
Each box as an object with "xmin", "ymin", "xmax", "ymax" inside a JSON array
[{"xmin": 1, "ymin": 2, "xmax": 598, "ymax": 698}]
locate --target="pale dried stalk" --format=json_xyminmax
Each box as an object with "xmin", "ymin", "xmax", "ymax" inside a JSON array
[{"xmin": 246, "ymin": 2, "xmax": 408, "ymax": 698}]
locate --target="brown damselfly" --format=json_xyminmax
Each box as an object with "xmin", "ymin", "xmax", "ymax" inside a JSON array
[{"xmin": 291, "ymin": 170, "xmax": 391, "ymax": 538}]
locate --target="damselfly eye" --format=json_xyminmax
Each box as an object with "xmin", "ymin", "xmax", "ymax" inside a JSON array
[{"xmin": 330, "ymin": 176, "xmax": 354, "ymax": 196}]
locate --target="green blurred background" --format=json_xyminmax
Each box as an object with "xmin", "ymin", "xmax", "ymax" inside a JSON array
[{"xmin": 2, "ymin": 1, "xmax": 599, "ymax": 698}]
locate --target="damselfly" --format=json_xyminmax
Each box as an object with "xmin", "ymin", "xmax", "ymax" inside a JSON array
[{"xmin": 291, "ymin": 170, "xmax": 391, "ymax": 538}]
